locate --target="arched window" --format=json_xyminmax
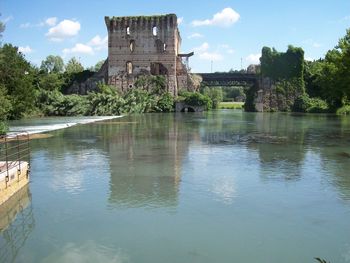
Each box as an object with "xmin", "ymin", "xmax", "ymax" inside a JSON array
[
  {"xmin": 163, "ymin": 43, "xmax": 167, "ymax": 51},
  {"xmin": 152, "ymin": 26, "xmax": 157, "ymax": 36},
  {"xmin": 129, "ymin": 40, "xmax": 135, "ymax": 52},
  {"xmin": 126, "ymin": 62, "xmax": 133, "ymax": 74},
  {"xmin": 126, "ymin": 26, "xmax": 130, "ymax": 35}
]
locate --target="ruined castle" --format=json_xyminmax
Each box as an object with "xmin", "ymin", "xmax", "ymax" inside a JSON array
[{"xmin": 69, "ymin": 14, "xmax": 194, "ymax": 95}]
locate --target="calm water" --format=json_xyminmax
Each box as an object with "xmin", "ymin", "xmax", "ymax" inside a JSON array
[{"xmin": 1, "ymin": 111, "xmax": 350, "ymax": 263}]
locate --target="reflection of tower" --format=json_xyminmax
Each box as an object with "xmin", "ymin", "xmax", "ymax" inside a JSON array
[
  {"xmin": 106, "ymin": 114, "xmax": 192, "ymax": 208},
  {"xmin": 0, "ymin": 184, "xmax": 35, "ymax": 263}
]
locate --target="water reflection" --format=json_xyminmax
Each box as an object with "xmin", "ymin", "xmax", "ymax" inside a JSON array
[
  {"xmin": 41, "ymin": 240, "xmax": 129, "ymax": 263},
  {"xmin": 105, "ymin": 114, "xmax": 196, "ymax": 209},
  {"xmin": 0, "ymin": 185, "xmax": 35, "ymax": 263}
]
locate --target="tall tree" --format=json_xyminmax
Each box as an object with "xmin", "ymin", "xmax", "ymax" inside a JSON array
[
  {"xmin": 40, "ymin": 55, "xmax": 64, "ymax": 73},
  {"xmin": 65, "ymin": 57, "xmax": 84, "ymax": 74},
  {"xmin": 0, "ymin": 44, "xmax": 35, "ymax": 119}
]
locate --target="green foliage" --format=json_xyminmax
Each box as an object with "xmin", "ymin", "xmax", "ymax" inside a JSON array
[
  {"xmin": 123, "ymin": 89, "xmax": 156, "ymax": 113},
  {"xmin": 202, "ymin": 87, "xmax": 223, "ymax": 109},
  {"xmin": 222, "ymin": 86, "xmax": 246, "ymax": 101},
  {"xmin": 94, "ymin": 60, "xmax": 105, "ymax": 72},
  {"xmin": 155, "ymin": 92, "xmax": 174, "ymax": 112},
  {"xmin": 134, "ymin": 75, "xmax": 167, "ymax": 95},
  {"xmin": 40, "ymin": 55, "xmax": 64, "ymax": 73},
  {"xmin": 261, "ymin": 45, "xmax": 304, "ymax": 82},
  {"xmin": 180, "ymin": 91, "xmax": 212, "ymax": 110},
  {"xmin": 292, "ymin": 94, "xmax": 329, "ymax": 113},
  {"xmin": 38, "ymin": 72, "xmax": 64, "ymax": 91},
  {"xmin": 36, "ymin": 89, "xmax": 88, "ymax": 116},
  {"xmin": 65, "ymin": 57, "xmax": 84, "ymax": 74},
  {"xmin": 87, "ymin": 92, "xmax": 124, "ymax": 115},
  {"xmin": 0, "ymin": 121, "xmax": 8, "ymax": 135},
  {"xmin": 0, "ymin": 44, "xmax": 36, "ymax": 119},
  {"xmin": 0, "ymin": 84, "xmax": 12, "ymax": 120},
  {"xmin": 336, "ymin": 104, "xmax": 350, "ymax": 115}
]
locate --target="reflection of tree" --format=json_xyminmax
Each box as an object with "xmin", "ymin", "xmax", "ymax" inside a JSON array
[
  {"xmin": 0, "ymin": 185, "xmax": 35, "ymax": 263},
  {"xmin": 107, "ymin": 114, "xmax": 195, "ymax": 208}
]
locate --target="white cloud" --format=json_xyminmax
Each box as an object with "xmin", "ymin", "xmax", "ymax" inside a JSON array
[
  {"xmin": 245, "ymin": 53, "xmax": 261, "ymax": 64},
  {"xmin": 218, "ymin": 44, "xmax": 235, "ymax": 54},
  {"xmin": 88, "ymin": 35, "xmax": 108, "ymax": 51},
  {"xmin": 18, "ymin": 46, "xmax": 33, "ymax": 54},
  {"xmin": 20, "ymin": 17, "xmax": 57, "ymax": 29},
  {"xmin": 3, "ymin": 16, "xmax": 14, "ymax": 24},
  {"xmin": 45, "ymin": 17, "xmax": 57, "ymax": 26},
  {"xmin": 194, "ymin": 42, "xmax": 209, "ymax": 53},
  {"xmin": 177, "ymin": 17, "xmax": 184, "ymax": 25},
  {"xmin": 20, "ymin": 22, "xmax": 31, "ymax": 29},
  {"xmin": 303, "ymin": 39, "xmax": 322, "ymax": 48},
  {"xmin": 227, "ymin": 49, "xmax": 235, "ymax": 54},
  {"xmin": 192, "ymin": 7, "xmax": 240, "ymax": 27},
  {"xmin": 194, "ymin": 42, "xmax": 223, "ymax": 61},
  {"xmin": 199, "ymin": 52, "xmax": 223, "ymax": 61},
  {"xmin": 46, "ymin": 19, "xmax": 81, "ymax": 41},
  {"xmin": 305, "ymin": 57, "xmax": 314, "ymax": 61},
  {"xmin": 63, "ymin": 43, "xmax": 94, "ymax": 56},
  {"xmin": 188, "ymin": 33, "xmax": 203, "ymax": 39}
]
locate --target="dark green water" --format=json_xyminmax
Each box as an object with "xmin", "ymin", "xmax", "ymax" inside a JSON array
[{"xmin": 1, "ymin": 111, "xmax": 350, "ymax": 263}]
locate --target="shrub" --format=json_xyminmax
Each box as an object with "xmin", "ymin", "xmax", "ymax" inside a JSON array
[
  {"xmin": 292, "ymin": 94, "xmax": 311, "ymax": 112},
  {"xmin": 307, "ymin": 97, "xmax": 329, "ymax": 113},
  {"xmin": 180, "ymin": 91, "xmax": 212, "ymax": 110},
  {"xmin": 202, "ymin": 87, "xmax": 223, "ymax": 109},
  {"xmin": 0, "ymin": 121, "xmax": 8, "ymax": 135},
  {"xmin": 336, "ymin": 105, "xmax": 350, "ymax": 115},
  {"xmin": 292, "ymin": 94, "xmax": 329, "ymax": 113},
  {"xmin": 155, "ymin": 92, "xmax": 174, "ymax": 112}
]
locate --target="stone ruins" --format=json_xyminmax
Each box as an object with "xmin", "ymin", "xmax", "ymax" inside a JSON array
[{"xmin": 69, "ymin": 14, "xmax": 195, "ymax": 95}]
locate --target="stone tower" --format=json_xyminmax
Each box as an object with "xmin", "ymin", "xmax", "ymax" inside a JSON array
[{"xmin": 105, "ymin": 14, "xmax": 191, "ymax": 95}]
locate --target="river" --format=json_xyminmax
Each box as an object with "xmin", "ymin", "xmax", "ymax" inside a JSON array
[{"xmin": 1, "ymin": 111, "xmax": 350, "ymax": 263}]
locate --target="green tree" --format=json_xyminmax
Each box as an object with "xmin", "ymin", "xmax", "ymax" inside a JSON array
[
  {"xmin": 94, "ymin": 59, "xmax": 105, "ymax": 72},
  {"xmin": 0, "ymin": 44, "xmax": 36, "ymax": 119},
  {"xmin": 65, "ymin": 57, "xmax": 84, "ymax": 74},
  {"xmin": 202, "ymin": 87, "xmax": 223, "ymax": 109},
  {"xmin": 38, "ymin": 72, "xmax": 65, "ymax": 91},
  {"xmin": 40, "ymin": 55, "xmax": 64, "ymax": 73}
]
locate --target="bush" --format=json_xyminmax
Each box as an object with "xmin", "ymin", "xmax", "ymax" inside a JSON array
[
  {"xmin": 202, "ymin": 87, "xmax": 223, "ymax": 109},
  {"xmin": 292, "ymin": 94, "xmax": 311, "ymax": 112},
  {"xmin": 292, "ymin": 94, "xmax": 329, "ymax": 113},
  {"xmin": 0, "ymin": 121, "xmax": 8, "ymax": 135},
  {"xmin": 180, "ymin": 91, "xmax": 212, "ymax": 110},
  {"xmin": 155, "ymin": 92, "xmax": 174, "ymax": 112},
  {"xmin": 87, "ymin": 92, "xmax": 124, "ymax": 115},
  {"xmin": 336, "ymin": 105, "xmax": 350, "ymax": 115},
  {"xmin": 307, "ymin": 98, "xmax": 329, "ymax": 113},
  {"xmin": 36, "ymin": 89, "xmax": 89, "ymax": 116}
]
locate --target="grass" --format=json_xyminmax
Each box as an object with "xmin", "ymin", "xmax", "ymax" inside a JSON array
[{"xmin": 218, "ymin": 102, "xmax": 244, "ymax": 110}]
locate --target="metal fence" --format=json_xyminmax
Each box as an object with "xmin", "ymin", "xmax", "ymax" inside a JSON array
[{"xmin": 0, "ymin": 133, "xmax": 30, "ymax": 187}]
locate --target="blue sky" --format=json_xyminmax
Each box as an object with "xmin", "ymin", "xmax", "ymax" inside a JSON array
[{"xmin": 1, "ymin": 0, "xmax": 350, "ymax": 72}]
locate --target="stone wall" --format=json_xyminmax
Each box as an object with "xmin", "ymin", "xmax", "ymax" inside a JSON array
[{"xmin": 105, "ymin": 14, "xmax": 183, "ymax": 95}]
